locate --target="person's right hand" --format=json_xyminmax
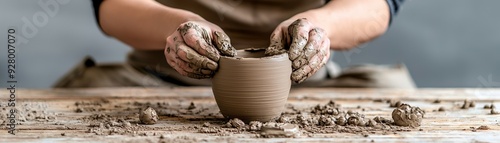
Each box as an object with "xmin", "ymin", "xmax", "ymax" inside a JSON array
[{"xmin": 165, "ymin": 21, "xmax": 236, "ymax": 79}]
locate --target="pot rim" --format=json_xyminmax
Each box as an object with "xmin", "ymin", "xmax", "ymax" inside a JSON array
[{"xmin": 221, "ymin": 49, "xmax": 288, "ymax": 61}]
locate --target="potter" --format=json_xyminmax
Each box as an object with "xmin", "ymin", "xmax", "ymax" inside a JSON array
[{"xmin": 212, "ymin": 49, "xmax": 292, "ymax": 122}]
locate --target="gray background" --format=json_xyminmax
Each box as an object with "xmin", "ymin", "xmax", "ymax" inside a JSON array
[{"xmin": 1, "ymin": 0, "xmax": 499, "ymax": 88}]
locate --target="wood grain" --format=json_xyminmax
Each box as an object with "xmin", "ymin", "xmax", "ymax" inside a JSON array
[{"xmin": 1, "ymin": 87, "xmax": 500, "ymax": 142}]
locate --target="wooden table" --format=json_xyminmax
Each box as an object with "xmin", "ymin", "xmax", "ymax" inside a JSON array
[{"xmin": 1, "ymin": 87, "xmax": 500, "ymax": 142}]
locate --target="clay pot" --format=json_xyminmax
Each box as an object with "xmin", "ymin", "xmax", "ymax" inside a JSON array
[{"xmin": 212, "ymin": 49, "xmax": 292, "ymax": 122}]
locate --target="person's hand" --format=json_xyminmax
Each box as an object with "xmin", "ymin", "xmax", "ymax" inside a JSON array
[
  {"xmin": 266, "ymin": 18, "xmax": 331, "ymax": 83},
  {"xmin": 165, "ymin": 21, "xmax": 236, "ymax": 79}
]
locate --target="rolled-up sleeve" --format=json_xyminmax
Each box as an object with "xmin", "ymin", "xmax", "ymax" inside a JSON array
[
  {"xmin": 91, "ymin": 0, "xmax": 104, "ymax": 32},
  {"xmin": 386, "ymin": 0, "xmax": 405, "ymax": 25}
]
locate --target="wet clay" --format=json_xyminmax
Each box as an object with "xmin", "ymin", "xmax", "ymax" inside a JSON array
[
  {"xmin": 392, "ymin": 104, "xmax": 425, "ymax": 127},
  {"xmin": 265, "ymin": 18, "xmax": 330, "ymax": 83},
  {"xmin": 212, "ymin": 49, "xmax": 292, "ymax": 122},
  {"xmin": 166, "ymin": 22, "xmax": 237, "ymax": 79},
  {"xmin": 177, "ymin": 22, "xmax": 220, "ymax": 62}
]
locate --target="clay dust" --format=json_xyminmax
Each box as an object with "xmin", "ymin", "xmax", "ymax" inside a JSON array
[
  {"xmin": 0, "ymin": 99, "xmax": 425, "ymax": 138},
  {"xmin": 12, "ymin": 96, "xmax": 500, "ymax": 141},
  {"xmin": 65, "ymin": 98, "xmax": 430, "ymax": 139},
  {"xmin": 0, "ymin": 102, "xmax": 57, "ymax": 124}
]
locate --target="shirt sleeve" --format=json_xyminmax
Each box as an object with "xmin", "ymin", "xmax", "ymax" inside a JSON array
[
  {"xmin": 91, "ymin": 0, "xmax": 104, "ymax": 32},
  {"xmin": 386, "ymin": 0, "xmax": 406, "ymax": 25}
]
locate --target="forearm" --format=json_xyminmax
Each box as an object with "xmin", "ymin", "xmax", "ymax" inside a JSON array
[
  {"xmin": 98, "ymin": 0, "xmax": 204, "ymax": 50},
  {"xmin": 294, "ymin": 0, "xmax": 391, "ymax": 50}
]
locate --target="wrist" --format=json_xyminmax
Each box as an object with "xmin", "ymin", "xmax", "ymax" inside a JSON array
[
  {"xmin": 177, "ymin": 10, "xmax": 205, "ymax": 23},
  {"xmin": 161, "ymin": 8, "xmax": 205, "ymax": 40},
  {"xmin": 164, "ymin": 7, "xmax": 205, "ymax": 25},
  {"xmin": 290, "ymin": 9, "xmax": 331, "ymax": 37}
]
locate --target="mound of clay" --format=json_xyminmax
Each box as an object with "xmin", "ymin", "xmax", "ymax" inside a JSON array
[
  {"xmin": 139, "ymin": 107, "xmax": 158, "ymax": 125},
  {"xmin": 392, "ymin": 104, "xmax": 425, "ymax": 127},
  {"xmin": 225, "ymin": 118, "xmax": 245, "ymax": 128}
]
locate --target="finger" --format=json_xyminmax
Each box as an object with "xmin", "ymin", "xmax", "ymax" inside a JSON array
[
  {"xmin": 168, "ymin": 32, "xmax": 218, "ymax": 71},
  {"xmin": 291, "ymin": 39, "xmax": 330, "ymax": 83},
  {"xmin": 176, "ymin": 59, "xmax": 214, "ymax": 75},
  {"xmin": 178, "ymin": 22, "xmax": 221, "ymax": 62},
  {"xmin": 265, "ymin": 27, "xmax": 287, "ymax": 56},
  {"xmin": 165, "ymin": 38, "xmax": 213, "ymax": 79},
  {"xmin": 175, "ymin": 58, "xmax": 213, "ymax": 78},
  {"xmin": 176, "ymin": 41, "xmax": 218, "ymax": 71},
  {"xmin": 168, "ymin": 57, "xmax": 211, "ymax": 79},
  {"xmin": 165, "ymin": 34, "xmax": 181, "ymax": 71},
  {"xmin": 288, "ymin": 18, "xmax": 312, "ymax": 60},
  {"xmin": 213, "ymin": 31, "xmax": 237, "ymax": 57},
  {"xmin": 165, "ymin": 50, "xmax": 193, "ymax": 78},
  {"xmin": 292, "ymin": 28, "xmax": 326, "ymax": 69},
  {"xmin": 291, "ymin": 56, "xmax": 316, "ymax": 83},
  {"xmin": 164, "ymin": 36, "xmax": 211, "ymax": 79}
]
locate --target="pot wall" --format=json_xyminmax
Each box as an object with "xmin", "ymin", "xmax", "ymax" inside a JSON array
[{"xmin": 212, "ymin": 50, "xmax": 291, "ymax": 122}]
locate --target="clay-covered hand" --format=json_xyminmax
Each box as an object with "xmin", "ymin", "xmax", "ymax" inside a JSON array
[
  {"xmin": 165, "ymin": 21, "xmax": 237, "ymax": 79},
  {"xmin": 266, "ymin": 18, "xmax": 331, "ymax": 83}
]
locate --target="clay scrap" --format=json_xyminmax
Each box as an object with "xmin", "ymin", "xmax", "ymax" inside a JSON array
[
  {"xmin": 260, "ymin": 123, "xmax": 300, "ymax": 138},
  {"xmin": 461, "ymin": 100, "xmax": 476, "ymax": 109},
  {"xmin": 392, "ymin": 104, "xmax": 425, "ymax": 127},
  {"xmin": 140, "ymin": 107, "xmax": 158, "ymax": 125}
]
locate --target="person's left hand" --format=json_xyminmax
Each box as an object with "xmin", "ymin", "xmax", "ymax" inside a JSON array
[{"xmin": 266, "ymin": 18, "xmax": 330, "ymax": 83}]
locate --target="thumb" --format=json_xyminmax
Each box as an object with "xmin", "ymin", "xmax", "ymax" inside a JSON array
[
  {"xmin": 213, "ymin": 31, "xmax": 237, "ymax": 57},
  {"xmin": 265, "ymin": 27, "xmax": 287, "ymax": 56}
]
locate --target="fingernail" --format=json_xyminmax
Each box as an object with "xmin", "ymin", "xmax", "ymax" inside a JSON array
[
  {"xmin": 207, "ymin": 62, "xmax": 217, "ymax": 70},
  {"xmin": 291, "ymin": 72, "xmax": 301, "ymax": 81},
  {"xmin": 212, "ymin": 54, "xmax": 220, "ymax": 62},
  {"xmin": 206, "ymin": 52, "xmax": 219, "ymax": 62},
  {"xmin": 201, "ymin": 69, "xmax": 213, "ymax": 75}
]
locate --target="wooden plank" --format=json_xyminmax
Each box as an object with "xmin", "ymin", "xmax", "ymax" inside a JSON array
[{"xmin": 1, "ymin": 87, "xmax": 500, "ymax": 142}]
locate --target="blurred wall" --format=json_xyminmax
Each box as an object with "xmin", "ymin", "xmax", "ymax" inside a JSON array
[
  {"xmin": 333, "ymin": 0, "xmax": 500, "ymax": 88},
  {"xmin": 1, "ymin": 0, "xmax": 499, "ymax": 88},
  {"xmin": 0, "ymin": 0, "xmax": 130, "ymax": 88}
]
